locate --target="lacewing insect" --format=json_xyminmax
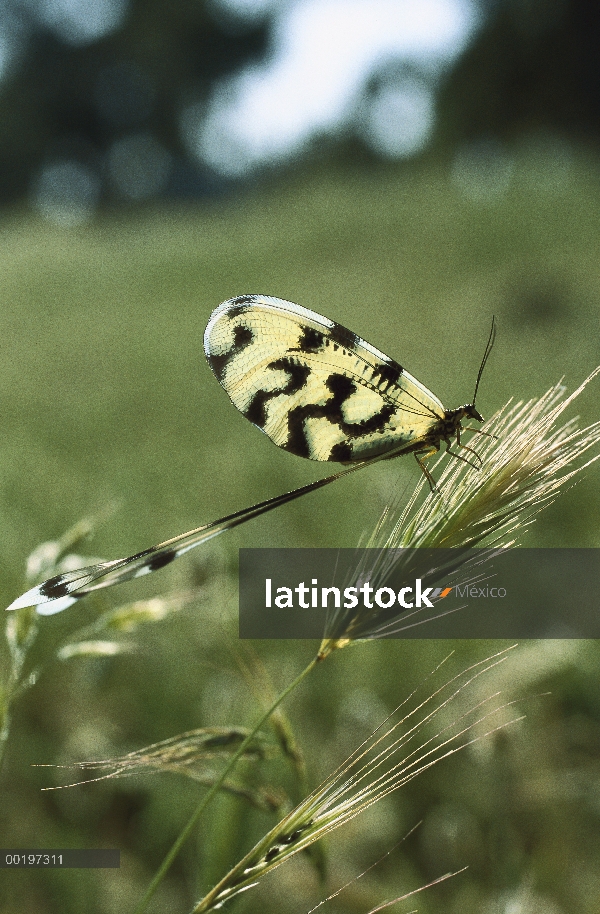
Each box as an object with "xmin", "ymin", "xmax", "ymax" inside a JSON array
[
  {"xmin": 204, "ymin": 295, "xmax": 496, "ymax": 486},
  {"xmin": 6, "ymin": 299, "xmax": 495, "ymax": 611}
]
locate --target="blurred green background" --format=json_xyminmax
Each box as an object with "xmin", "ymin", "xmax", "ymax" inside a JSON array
[{"xmin": 2, "ymin": 2, "xmax": 600, "ymax": 913}]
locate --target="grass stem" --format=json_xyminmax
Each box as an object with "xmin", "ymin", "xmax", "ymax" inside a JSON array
[{"xmin": 133, "ymin": 654, "xmax": 320, "ymax": 914}]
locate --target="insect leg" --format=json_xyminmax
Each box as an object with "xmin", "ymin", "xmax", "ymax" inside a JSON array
[
  {"xmin": 445, "ymin": 445, "xmax": 481, "ymax": 470},
  {"xmin": 462, "ymin": 426, "xmax": 499, "ymax": 441},
  {"xmin": 454, "ymin": 429, "xmax": 483, "ymax": 467},
  {"xmin": 458, "ymin": 443, "xmax": 482, "ymax": 466},
  {"xmin": 414, "ymin": 447, "xmax": 440, "ymax": 493}
]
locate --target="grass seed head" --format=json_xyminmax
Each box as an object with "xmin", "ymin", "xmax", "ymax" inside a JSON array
[
  {"xmin": 191, "ymin": 648, "xmax": 521, "ymax": 913},
  {"xmin": 319, "ymin": 370, "xmax": 600, "ymax": 656}
]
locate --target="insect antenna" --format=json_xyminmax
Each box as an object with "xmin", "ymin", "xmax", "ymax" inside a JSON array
[{"xmin": 472, "ymin": 315, "xmax": 497, "ymax": 408}]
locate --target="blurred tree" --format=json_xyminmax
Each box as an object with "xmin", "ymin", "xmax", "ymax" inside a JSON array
[
  {"xmin": 437, "ymin": 0, "xmax": 600, "ymax": 146},
  {"xmin": 0, "ymin": 0, "xmax": 269, "ymax": 205},
  {"xmin": 1, "ymin": 0, "xmax": 600, "ymax": 212}
]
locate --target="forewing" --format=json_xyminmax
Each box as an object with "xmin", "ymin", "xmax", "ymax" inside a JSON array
[{"xmin": 204, "ymin": 295, "xmax": 445, "ymax": 462}]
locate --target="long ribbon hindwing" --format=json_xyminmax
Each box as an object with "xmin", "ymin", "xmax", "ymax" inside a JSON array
[
  {"xmin": 6, "ymin": 298, "xmax": 494, "ymax": 612},
  {"xmin": 204, "ymin": 295, "xmax": 492, "ymax": 469}
]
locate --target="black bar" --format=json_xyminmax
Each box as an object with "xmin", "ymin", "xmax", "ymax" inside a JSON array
[
  {"xmin": 1, "ymin": 850, "xmax": 120, "ymax": 868},
  {"xmin": 239, "ymin": 547, "xmax": 600, "ymax": 639}
]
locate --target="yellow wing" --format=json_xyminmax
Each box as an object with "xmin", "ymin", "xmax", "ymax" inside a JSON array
[{"xmin": 204, "ymin": 295, "xmax": 446, "ymax": 463}]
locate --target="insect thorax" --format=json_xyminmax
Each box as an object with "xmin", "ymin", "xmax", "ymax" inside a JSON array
[{"xmin": 434, "ymin": 404, "xmax": 483, "ymax": 445}]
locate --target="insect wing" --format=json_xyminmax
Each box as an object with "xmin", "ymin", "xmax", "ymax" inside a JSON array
[{"xmin": 204, "ymin": 295, "xmax": 445, "ymax": 463}]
